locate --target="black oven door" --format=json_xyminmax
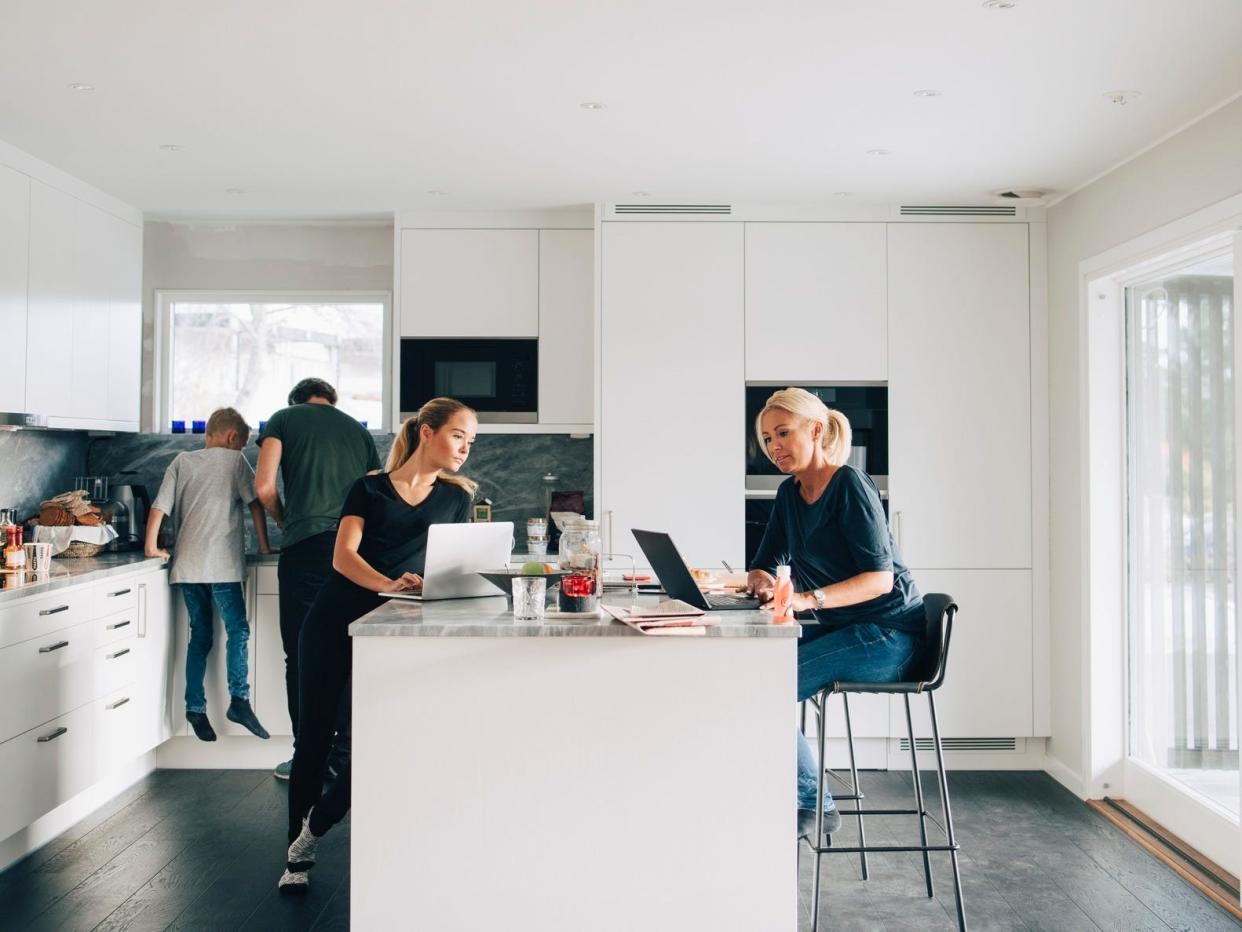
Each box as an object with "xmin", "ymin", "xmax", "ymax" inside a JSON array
[{"xmin": 401, "ymin": 339, "xmax": 538, "ymax": 422}]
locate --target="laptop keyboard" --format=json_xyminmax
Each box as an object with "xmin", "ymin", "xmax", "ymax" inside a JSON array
[{"xmin": 707, "ymin": 592, "xmax": 761, "ymax": 609}]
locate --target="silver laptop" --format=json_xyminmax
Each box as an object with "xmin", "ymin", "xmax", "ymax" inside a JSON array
[{"xmin": 380, "ymin": 521, "xmax": 513, "ymax": 601}]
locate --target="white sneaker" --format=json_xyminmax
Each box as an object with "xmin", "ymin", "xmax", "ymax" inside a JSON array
[
  {"xmin": 278, "ymin": 868, "xmax": 310, "ymax": 895},
  {"xmin": 287, "ymin": 814, "xmax": 319, "ymax": 868}
]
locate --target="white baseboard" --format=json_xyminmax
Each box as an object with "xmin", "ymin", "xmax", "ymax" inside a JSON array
[
  {"xmin": 0, "ymin": 753, "xmax": 156, "ymax": 873},
  {"xmin": 156, "ymin": 735, "xmax": 293, "ymax": 769},
  {"xmin": 1042, "ymin": 752, "xmax": 1086, "ymax": 798}
]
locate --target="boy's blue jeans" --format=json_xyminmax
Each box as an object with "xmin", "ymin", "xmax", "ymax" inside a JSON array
[
  {"xmin": 179, "ymin": 582, "xmax": 251, "ymax": 714},
  {"xmin": 796, "ymin": 621, "xmax": 923, "ymax": 811}
]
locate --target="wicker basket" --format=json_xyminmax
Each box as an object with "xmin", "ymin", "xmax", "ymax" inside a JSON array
[{"xmin": 58, "ymin": 540, "xmax": 106, "ymax": 559}]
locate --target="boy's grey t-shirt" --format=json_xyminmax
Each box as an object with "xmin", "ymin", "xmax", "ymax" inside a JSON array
[{"xmin": 153, "ymin": 447, "xmax": 256, "ymax": 585}]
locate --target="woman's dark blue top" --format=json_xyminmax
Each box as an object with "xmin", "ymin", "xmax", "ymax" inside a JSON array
[{"xmin": 750, "ymin": 465, "xmax": 923, "ymax": 633}]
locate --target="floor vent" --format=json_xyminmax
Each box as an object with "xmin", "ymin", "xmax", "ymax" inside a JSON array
[
  {"xmin": 899, "ymin": 205, "xmax": 1017, "ymax": 217},
  {"xmin": 899, "ymin": 737, "xmax": 1018, "ymax": 752},
  {"xmin": 611, "ymin": 204, "xmax": 732, "ymax": 215}
]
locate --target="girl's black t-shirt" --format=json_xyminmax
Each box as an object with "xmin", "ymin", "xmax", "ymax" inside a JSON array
[{"xmin": 338, "ymin": 473, "xmax": 472, "ymax": 578}]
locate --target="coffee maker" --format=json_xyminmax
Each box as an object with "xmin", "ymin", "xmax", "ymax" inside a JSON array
[{"xmin": 108, "ymin": 484, "xmax": 150, "ymax": 550}]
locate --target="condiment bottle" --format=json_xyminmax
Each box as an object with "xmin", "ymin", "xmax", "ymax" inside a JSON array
[
  {"xmin": 772, "ymin": 565, "xmax": 794, "ymax": 623},
  {"xmin": 4, "ymin": 524, "xmax": 26, "ymax": 572}
]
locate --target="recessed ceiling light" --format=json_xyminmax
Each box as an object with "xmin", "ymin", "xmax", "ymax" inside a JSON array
[
  {"xmin": 579, "ymin": 101, "xmax": 606, "ymax": 110},
  {"xmin": 631, "ymin": 190, "xmax": 651, "ymax": 197},
  {"xmin": 225, "ymin": 187, "xmax": 247, "ymax": 196},
  {"xmin": 833, "ymin": 191, "xmax": 853, "ymax": 198},
  {"xmin": 427, "ymin": 190, "xmax": 447, "ymax": 196},
  {"xmin": 66, "ymin": 82, "xmax": 95, "ymax": 92},
  {"xmin": 913, "ymin": 89, "xmax": 942, "ymax": 98},
  {"xmin": 981, "ymin": 0, "xmax": 1016, "ymax": 8},
  {"xmin": 1104, "ymin": 90, "xmax": 1141, "ymax": 106},
  {"xmin": 866, "ymin": 148, "xmax": 891, "ymax": 157},
  {"xmin": 159, "ymin": 144, "xmax": 184, "ymax": 152}
]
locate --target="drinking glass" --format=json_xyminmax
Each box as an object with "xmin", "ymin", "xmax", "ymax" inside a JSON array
[{"xmin": 511, "ymin": 576, "xmax": 546, "ymax": 621}]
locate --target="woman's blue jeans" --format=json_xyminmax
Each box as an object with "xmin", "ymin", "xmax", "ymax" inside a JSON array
[
  {"xmin": 796, "ymin": 622, "xmax": 922, "ymax": 811},
  {"xmin": 179, "ymin": 582, "xmax": 251, "ymax": 713}
]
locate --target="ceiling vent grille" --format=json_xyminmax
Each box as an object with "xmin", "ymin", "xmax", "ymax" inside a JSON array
[
  {"xmin": 612, "ymin": 204, "xmax": 732, "ymax": 215},
  {"xmin": 899, "ymin": 737, "xmax": 1018, "ymax": 752},
  {"xmin": 899, "ymin": 205, "xmax": 1017, "ymax": 217}
]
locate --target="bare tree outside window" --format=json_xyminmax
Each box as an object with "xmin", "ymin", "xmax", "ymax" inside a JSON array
[{"xmin": 168, "ymin": 301, "xmax": 385, "ymax": 429}]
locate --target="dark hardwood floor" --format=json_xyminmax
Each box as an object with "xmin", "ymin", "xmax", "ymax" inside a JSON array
[{"xmin": 0, "ymin": 769, "xmax": 1236, "ymax": 930}]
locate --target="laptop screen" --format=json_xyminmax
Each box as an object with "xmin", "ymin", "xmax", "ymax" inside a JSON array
[{"xmin": 631, "ymin": 529, "xmax": 711, "ymax": 610}]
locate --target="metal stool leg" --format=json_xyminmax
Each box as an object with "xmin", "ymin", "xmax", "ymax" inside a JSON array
[
  {"xmin": 928, "ymin": 692, "xmax": 967, "ymax": 930},
  {"xmin": 811, "ymin": 694, "xmax": 826, "ymax": 931},
  {"xmin": 904, "ymin": 693, "xmax": 934, "ymax": 897},
  {"xmin": 841, "ymin": 693, "xmax": 868, "ymax": 880}
]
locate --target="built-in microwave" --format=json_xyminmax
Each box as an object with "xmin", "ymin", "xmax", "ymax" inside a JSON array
[{"xmin": 400, "ymin": 338, "xmax": 538, "ymax": 423}]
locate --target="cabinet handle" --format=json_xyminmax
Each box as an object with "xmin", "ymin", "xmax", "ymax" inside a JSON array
[
  {"xmin": 106, "ymin": 647, "xmax": 131, "ymax": 660},
  {"xmin": 37, "ymin": 726, "xmax": 68, "ymax": 743},
  {"xmin": 137, "ymin": 583, "xmax": 148, "ymax": 638},
  {"xmin": 106, "ymin": 697, "xmax": 131, "ymax": 710},
  {"xmin": 106, "ymin": 619, "xmax": 132, "ymax": 631},
  {"xmin": 893, "ymin": 511, "xmax": 904, "ymax": 549},
  {"xmin": 107, "ymin": 588, "xmax": 132, "ymax": 598},
  {"xmin": 39, "ymin": 640, "xmax": 69, "ymax": 653},
  {"xmin": 39, "ymin": 604, "xmax": 70, "ymax": 616}
]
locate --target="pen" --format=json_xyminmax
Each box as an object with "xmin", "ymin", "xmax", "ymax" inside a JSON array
[{"xmin": 722, "ymin": 560, "xmax": 734, "ymax": 574}]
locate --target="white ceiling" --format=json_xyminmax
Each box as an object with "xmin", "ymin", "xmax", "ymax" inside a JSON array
[{"xmin": 2, "ymin": 0, "xmax": 1241, "ymax": 219}]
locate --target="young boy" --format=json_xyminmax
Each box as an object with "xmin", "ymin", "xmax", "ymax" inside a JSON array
[{"xmin": 146, "ymin": 407, "xmax": 272, "ymax": 742}]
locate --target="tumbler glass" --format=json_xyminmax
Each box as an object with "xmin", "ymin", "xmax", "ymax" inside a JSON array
[{"xmin": 511, "ymin": 576, "xmax": 546, "ymax": 621}]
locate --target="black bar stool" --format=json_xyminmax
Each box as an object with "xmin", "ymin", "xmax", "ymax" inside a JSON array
[{"xmin": 801, "ymin": 594, "xmax": 966, "ymax": 931}]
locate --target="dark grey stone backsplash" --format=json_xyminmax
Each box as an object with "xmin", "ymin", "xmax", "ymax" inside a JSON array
[
  {"xmin": 85, "ymin": 431, "xmax": 593, "ymax": 552},
  {"xmin": 0, "ymin": 431, "xmax": 90, "ymax": 520}
]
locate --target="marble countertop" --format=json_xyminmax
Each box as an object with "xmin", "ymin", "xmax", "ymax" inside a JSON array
[
  {"xmin": 349, "ymin": 591, "xmax": 800, "ymax": 639},
  {"xmin": 0, "ymin": 553, "xmax": 168, "ymax": 605}
]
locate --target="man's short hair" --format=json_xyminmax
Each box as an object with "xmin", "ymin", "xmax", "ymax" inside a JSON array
[
  {"xmin": 206, "ymin": 407, "xmax": 251, "ymax": 439},
  {"xmin": 288, "ymin": 378, "xmax": 338, "ymax": 406}
]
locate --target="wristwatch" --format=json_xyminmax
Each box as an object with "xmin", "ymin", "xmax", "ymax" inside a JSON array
[{"xmin": 811, "ymin": 588, "xmax": 827, "ymax": 610}]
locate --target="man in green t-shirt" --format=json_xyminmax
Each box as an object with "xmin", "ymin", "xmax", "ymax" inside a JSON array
[{"xmin": 256, "ymin": 377, "xmax": 381, "ymax": 781}]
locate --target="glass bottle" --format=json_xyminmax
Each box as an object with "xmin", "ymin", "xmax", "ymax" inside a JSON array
[
  {"xmin": 557, "ymin": 518, "xmax": 601, "ymax": 612},
  {"xmin": 4, "ymin": 524, "xmax": 26, "ymax": 572}
]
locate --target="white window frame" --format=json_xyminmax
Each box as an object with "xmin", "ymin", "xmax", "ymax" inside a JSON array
[{"xmin": 152, "ymin": 289, "xmax": 393, "ymax": 434}]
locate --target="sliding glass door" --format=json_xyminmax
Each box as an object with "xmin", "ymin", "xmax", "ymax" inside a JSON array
[{"xmin": 1125, "ymin": 249, "xmax": 1239, "ymax": 852}]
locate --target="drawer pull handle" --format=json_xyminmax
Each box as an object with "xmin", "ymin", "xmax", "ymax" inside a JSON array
[
  {"xmin": 106, "ymin": 619, "xmax": 132, "ymax": 631},
  {"xmin": 39, "ymin": 605, "xmax": 70, "ymax": 616},
  {"xmin": 107, "ymin": 648, "xmax": 131, "ymax": 660},
  {"xmin": 107, "ymin": 588, "xmax": 132, "ymax": 598},
  {"xmin": 106, "ymin": 697, "xmax": 131, "ymax": 710},
  {"xmin": 37, "ymin": 727, "xmax": 68, "ymax": 743},
  {"xmin": 38, "ymin": 640, "xmax": 70, "ymax": 653}
]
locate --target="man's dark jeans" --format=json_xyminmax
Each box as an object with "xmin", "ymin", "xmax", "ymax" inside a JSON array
[{"xmin": 278, "ymin": 531, "xmax": 350, "ymax": 769}]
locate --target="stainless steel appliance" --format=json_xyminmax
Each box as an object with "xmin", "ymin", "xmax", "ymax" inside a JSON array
[
  {"xmin": 400, "ymin": 338, "xmax": 538, "ymax": 423},
  {"xmin": 107, "ymin": 484, "xmax": 150, "ymax": 549}
]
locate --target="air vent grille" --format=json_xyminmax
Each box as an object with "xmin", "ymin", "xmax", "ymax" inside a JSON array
[
  {"xmin": 899, "ymin": 205, "xmax": 1017, "ymax": 217},
  {"xmin": 899, "ymin": 737, "xmax": 1018, "ymax": 752},
  {"xmin": 612, "ymin": 204, "xmax": 732, "ymax": 215}
]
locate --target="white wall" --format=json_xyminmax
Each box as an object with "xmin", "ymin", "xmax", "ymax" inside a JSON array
[
  {"xmin": 140, "ymin": 220, "xmax": 394, "ymax": 428},
  {"xmin": 1046, "ymin": 96, "xmax": 1242, "ymax": 789}
]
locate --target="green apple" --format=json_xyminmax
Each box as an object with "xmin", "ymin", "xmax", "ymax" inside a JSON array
[{"xmin": 521, "ymin": 561, "xmax": 548, "ymax": 575}]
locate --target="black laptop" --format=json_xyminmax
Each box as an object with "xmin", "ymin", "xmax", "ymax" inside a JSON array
[{"xmin": 631, "ymin": 529, "xmax": 761, "ymax": 612}]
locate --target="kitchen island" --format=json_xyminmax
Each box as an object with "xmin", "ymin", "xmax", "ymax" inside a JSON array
[{"xmin": 348, "ymin": 592, "xmax": 800, "ymax": 932}]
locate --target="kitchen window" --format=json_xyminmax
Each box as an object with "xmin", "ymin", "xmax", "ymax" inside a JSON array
[{"xmin": 156, "ymin": 292, "xmax": 391, "ymax": 433}]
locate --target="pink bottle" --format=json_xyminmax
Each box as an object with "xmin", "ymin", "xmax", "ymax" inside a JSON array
[{"xmin": 772, "ymin": 565, "xmax": 794, "ymax": 623}]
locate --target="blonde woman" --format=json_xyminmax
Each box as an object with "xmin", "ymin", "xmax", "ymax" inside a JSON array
[
  {"xmin": 279, "ymin": 398, "xmax": 479, "ymax": 894},
  {"xmin": 746, "ymin": 388, "xmax": 924, "ymax": 841}
]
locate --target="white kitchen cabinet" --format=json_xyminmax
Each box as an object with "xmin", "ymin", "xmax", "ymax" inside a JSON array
[
  {"xmin": 538, "ymin": 229, "xmax": 594, "ymax": 426},
  {"xmin": 744, "ymin": 223, "xmax": 887, "ymax": 382},
  {"xmin": 134, "ymin": 570, "xmax": 175, "ymax": 753},
  {"xmin": 0, "ymin": 617, "xmax": 94, "ymax": 746},
  {"xmin": 0, "ymin": 165, "xmax": 29, "ymax": 413},
  {"xmin": 600, "ymin": 222, "xmax": 745, "ymax": 567},
  {"xmin": 25, "ymin": 180, "xmax": 142, "ymax": 430},
  {"xmin": 400, "ymin": 229, "xmax": 539, "ymax": 337},
  {"xmin": 94, "ymin": 688, "xmax": 141, "ymax": 778},
  {"xmin": 253, "ymin": 569, "xmax": 293, "ymax": 735},
  {"xmin": 893, "ymin": 569, "xmax": 1033, "ymax": 737},
  {"xmin": 0, "ymin": 703, "xmax": 95, "ymax": 843},
  {"xmin": 887, "ymin": 223, "xmax": 1031, "ymax": 570}
]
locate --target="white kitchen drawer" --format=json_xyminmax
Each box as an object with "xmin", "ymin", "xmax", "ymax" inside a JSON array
[
  {"xmin": 93, "ymin": 688, "xmax": 140, "ymax": 778},
  {"xmin": 256, "ymin": 565, "xmax": 278, "ymax": 595},
  {"xmin": 0, "ymin": 586, "xmax": 93, "ymax": 650},
  {"xmin": 0, "ymin": 618, "xmax": 95, "ymax": 744},
  {"xmin": 94, "ymin": 608, "xmax": 138, "ymax": 648},
  {"xmin": 93, "ymin": 635, "xmax": 137, "ymax": 697},
  {"xmin": 0, "ymin": 703, "xmax": 94, "ymax": 843},
  {"xmin": 96, "ymin": 579, "xmax": 140, "ymax": 616}
]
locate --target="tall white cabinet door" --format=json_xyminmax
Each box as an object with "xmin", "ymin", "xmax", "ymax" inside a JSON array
[
  {"xmin": 69, "ymin": 202, "xmax": 111, "ymax": 422},
  {"xmin": 600, "ymin": 222, "xmax": 744, "ymax": 567},
  {"xmin": 744, "ymin": 223, "xmax": 887, "ymax": 382},
  {"xmin": 0, "ymin": 166, "xmax": 29, "ymax": 413},
  {"xmin": 892, "ymin": 569, "xmax": 1033, "ymax": 737},
  {"xmin": 25, "ymin": 181, "xmax": 77, "ymax": 418},
  {"xmin": 538, "ymin": 229, "xmax": 593, "ymax": 425},
  {"xmin": 887, "ymin": 223, "xmax": 1031, "ymax": 569},
  {"xmin": 105, "ymin": 215, "xmax": 142, "ymax": 424},
  {"xmin": 400, "ymin": 229, "xmax": 539, "ymax": 337}
]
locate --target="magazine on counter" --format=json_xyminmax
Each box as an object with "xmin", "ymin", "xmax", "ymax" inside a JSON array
[{"xmin": 602, "ymin": 600, "xmax": 719, "ymax": 636}]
